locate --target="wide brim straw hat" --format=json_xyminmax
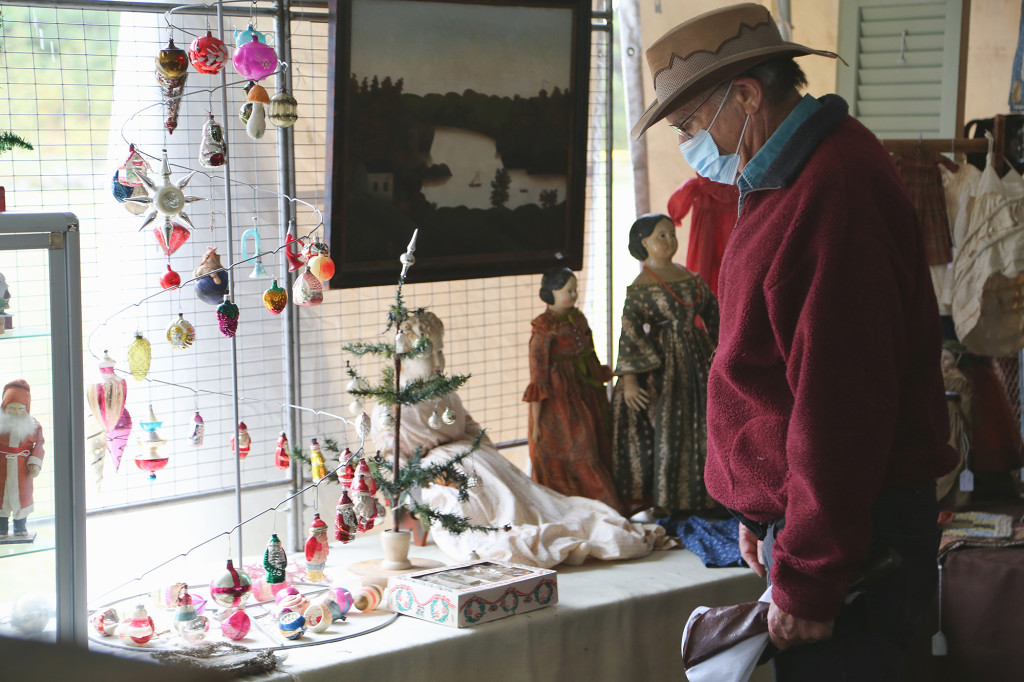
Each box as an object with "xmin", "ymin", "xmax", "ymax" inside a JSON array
[{"xmin": 631, "ymin": 3, "xmax": 839, "ymax": 141}]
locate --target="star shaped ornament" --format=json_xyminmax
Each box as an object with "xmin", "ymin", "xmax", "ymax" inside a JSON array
[{"xmin": 127, "ymin": 149, "xmax": 205, "ymax": 246}]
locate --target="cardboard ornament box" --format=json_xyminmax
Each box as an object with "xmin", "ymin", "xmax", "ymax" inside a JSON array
[{"xmin": 386, "ymin": 560, "xmax": 557, "ymax": 627}]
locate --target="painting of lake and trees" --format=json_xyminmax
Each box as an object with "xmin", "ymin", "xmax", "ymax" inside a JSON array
[{"xmin": 325, "ymin": 0, "xmax": 589, "ymax": 287}]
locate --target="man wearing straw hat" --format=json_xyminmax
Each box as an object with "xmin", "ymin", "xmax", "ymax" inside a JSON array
[{"xmin": 633, "ymin": 4, "xmax": 957, "ymax": 678}]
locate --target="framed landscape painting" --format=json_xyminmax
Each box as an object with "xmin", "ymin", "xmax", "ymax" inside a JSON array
[{"xmin": 325, "ymin": 0, "xmax": 591, "ymax": 288}]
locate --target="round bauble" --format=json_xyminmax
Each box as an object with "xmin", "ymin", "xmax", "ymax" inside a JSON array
[
  {"xmin": 278, "ymin": 611, "xmax": 306, "ymax": 640},
  {"xmin": 11, "ymin": 593, "xmax": 51, "ymax": 637},
  {"xmin": 90, "ymin": 607, "xmax": 119, "ymax": 636},
  {"xmin": 209, "ymin": 559, "xmax": 252, "ymax": 609},
  {"xmin": 304, "ymin": 602, "xmax": 332, "ymax": 633},
  {"xmin": 221, "ymin": 608, "xmax": 251, "ymax": 640},
  {"xmin": 189, "ymin": 31, "xmax": 229, "ymax": 75}
]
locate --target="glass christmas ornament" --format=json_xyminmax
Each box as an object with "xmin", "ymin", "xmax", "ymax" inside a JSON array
[
  {"xmin": 307, "ymin": 254, "xmax": 335, "ymax": 282},
  {"xmin": 216, "ymin": 297, "xmax": 240, "ymax": 337},
  {"xmin": 230, "ymin": 421, "xmax": 251, "ymax": 459},
  {"xmin": 127, "ymin": 332, "xmax": 151, "ymax": 381},
  {"xmin": 379, "ymin": 408, "xmax": 395, "ymax": 431},
  {"xmin": 181, "ymin": 615, "xmax": 210, "ymax": 644},
  {"xmin": 87, "ymin": 351, "xmax": 127, "ymax": 433},
  {"xmin": 275, "ymin": 592, "xmax": 308, "ymax": 618},
  {"xmin": 353, "ymin": 585, "xmax": 383, "ymax": 613},
  {"xmin": 304, "ymin": 602, "xmax": 332, "ymax": 632},
  {"xmin": 159, "ymin": 264, "xmax": 181, "ymax": 290},
  {"xmin": 172, "ymin": 590, "xmax": 201, "ymax": 633},
  {"xmin": 442, "ymin": 406, "xmax": 456, "ymax": 425},
  {"xmin": 209, "ymin": 559, "xmax": 252, "ymax": 609},
  {"xmin": 268, "ymin": 90, "xmax": 298, "ymax": 128},
  {"xmin": 339, "ymin": 453, "xmax": 355, "ymax": 492},
  {"xmin": 244, "ymin": 82, "xmax": 271, "ymax": 140},
  {"xmin": 233, "ymin": 34, "xmax": 278, "ymax": 81},
  {"xmin": 118, "ymin": 604, "xmax": 156, "ymax": 646},
  {"xmin": 166, "ymin": 313, "xmax": 196, "ymax": 350},
  {"xmin": 240, "ymin": 226, "xmax": 270, "ymax": 279},
  {"xmin": 122, "ymin": 185, "xmax": 149, "ymax": 216},
  {"xmin": 292, "ymin": 268, "xmax": 323, "ymax": 306},
  {"xmin": 107, "ymin": 408, "xmax": 132, "ymax": 473},
  {"xmin": 10, "ymin": 593, "xmax": 51, "ymax": 637},
  {"xmin": 153, "ymin": 220, "xmax": 190, "ymax": 257},
  {"xmin": 283, "ymin": 232, "xmax": 306, "ymax": 271},
  {"xmin": 428, "ymin": 409, "xmax": 442, "ymax": 430},
  {"xmin": 394, "ymin": 329, "xmax": 412, "ymax": 354},
  {"xmin": 188, "ymin": 411, "xmax": 205, "ymax": 447},
  {"xmin": 333, "ymin": 490, "xmax": 356, "ymax": 543},
  {"xmin": 278, "ymin": 611, "xmax": 305, "ymax": 640},
  {"xmin": 155, "ymin": 37, "xmax": 189, "ymax": 78},
  {"xmin": 305, "ymin": 513, "xmax": 330, "ymax": 582},
  {"xmin": 274, "ymin": 586, "xmax": 299, "ymax": 605},
  {"xmin": 189, "ymin": 30, "xmax": 229, "ymax": 75},
  {"xmin": 239, "ymin": 101, "xmax": 253, "ymax": 126},
  {"xmin": 135, "ymin": 404, "xmax": 168, "ymax": 480},
  {"xmin": 309, "ymin": 437, "xmax": 326, "ymax": 481},
  {"xmin": 356, "ymin": 457, "xmax": 377, "ymax": 496},
  {"xmin": 127, "ymin": 149, "xmax": 203, "ymax": 234},
  {"xmin": 118, "ymin": 144, "xmax": 151, "ymax": 187},
  {"xmin": 263, "ymin": 280, "xmax": 288, "ymax": 314},
  {"xmin": 263, "ymin": 533, "xmax": 288, "ymax": 584},
  {"xmin": 355, "ymin": 412, "xmax": 371, "ymax": 439},
  {"xmin": 193, "ymin": 246, "xmax": 229, "ymax": 305},
  {"xmin": 155, "ymin": 69, "xmax": 188, "ymax": 135},
  {"xmin": 199, "ymin": 112, "xmax": 227, "ymax": 167},
  {"xmin": 220, "ymin": 608, "xmax": 250, "ymax": 640},
  {"xmin": 234, "ymin": 23, "xmax": 275, "ymax": 47},
  {"xmin": 91, "ymin": 607, "xmax": 119, "ymax": 636},
  {"xmin": 400, "ymin": 228, "xmax": 418, "ymax": 279},
  {"xmin": 274, "ymin": 432, "xmax": 290, "ymax": 470}
]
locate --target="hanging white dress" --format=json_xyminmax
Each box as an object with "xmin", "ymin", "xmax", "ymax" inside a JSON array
[{"xmin": 370, "ymin": 394, "xmax": 670, "ymax": 569}]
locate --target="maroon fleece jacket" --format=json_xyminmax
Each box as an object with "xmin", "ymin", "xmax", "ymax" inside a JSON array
[{"xmin": 705, "ymin": 96, "xmax": 958, "ymax": 622}]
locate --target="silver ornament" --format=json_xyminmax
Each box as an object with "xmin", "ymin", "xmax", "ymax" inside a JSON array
[
  {"xmin": 380, "ymin": 410, "xmax": 396, "ymax": 432},
  {"xmin": 428, "ymin": 410, "xmax": 442, "ymax": 430},
  {"xmin": 395, "ymin": 329, "xmax": 412, "ymax": 354},
  {"xmin": 441, "ymin": 407, "xmax": 456, "ymax": 425},
  {"xmin": 355, "ymin": 412, "xmax": 371, "ymax": 439},
  {"xmin": 349, "ymin": 399, "xmax": 363, "ymax": 415}
]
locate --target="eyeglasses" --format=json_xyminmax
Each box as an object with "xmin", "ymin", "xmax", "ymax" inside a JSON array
[{"xmin": 666, "ymin": 84, "xmax": 726, "ymax": 141}]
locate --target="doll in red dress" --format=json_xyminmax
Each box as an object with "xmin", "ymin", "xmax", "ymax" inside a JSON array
[
  {"xmin": 0, "ymin": 379, "xmax": 44, "ymax": 540},
  {"xmin": 523, "ymin": 268, "xmax": 620, "ymax": 510}
]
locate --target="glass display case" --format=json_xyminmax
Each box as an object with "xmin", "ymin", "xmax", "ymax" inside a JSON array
[{"xmin": 0, "ymin": 211, "xmax": 85, "ymax": 645}]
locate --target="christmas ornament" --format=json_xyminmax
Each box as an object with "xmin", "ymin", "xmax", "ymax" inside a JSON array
[
  {"xmin": 321, "ymin": 588, "xmax": 352, "ymax": 621},
  {"xmin": 268, "ymin": 89, "xmax": 298, "ymax": 128},
  {"xmin": 155, "ymin": 69, "xmax": 188, "ymax": 135},
  {"xmin": 274, "ymin": 432, "xmax": 290, "ymax": 469},
  {"xmin": 127, "ymin": 332, "xmax": 151, "ymax": 381},
  {"xmin": 180, "ymin": 615, "xmax": 210, "ymax": 643},
  {"xmin": 87, "ymin": 352, "xmax": 126, "ymax": 433},
  {"xmin": 394, "ymin": 328, "xmax": 412, "ymax": 354},
  {"xmin": 356, "ymin": 457, "xmax": 377, "ymax": 495},
  {"xmin": 274, "ymin": 586, "xmax": 299, "ymax": 605},
  {"xmin": 428, "ymin": 409, "xmax": 442, "ymax": 430},
  {"xmin": 353, "ymin": 585, "xmax": 383, "ymax": 613},
  {"xmin": 10, "ymin": 593, "xmax": 51, "ymax": 637},
  {"xmin": 106, "ymin": 408, "xmax": 132, "ymax": 473},
  {"xmin": 188, "ymin": 30, "xmax": 229, "ymax": 75},
  {"xmin": 346, "ymin": 378, "xmax": 365, "ymax": 414},
  {"xmin": 240, "ymin": 225, "xmax": 269, "ymax": 279},
  {"xmin": 188, "ymin": 411, "xmax": 205, "ymax": 447},
  {"xmin": 309, "ymin": 437, "xmax": 326, "ymax": 481},
  {"xmin": 209, "ymin": 559, "xmax": 252, "ymax": 608},
  {"xmin": 262, "ymin": 280, "xmax": 288, "ymax": 314},
  {"xmin": 400, "ymin": 228, "xmax": 418, "ymax": 279},
  {"xmin": 244, "ymin": 82, "xmax": 270, "ymax": 140},
  {"xmin": 277, "ymin": 611, "xmax": 305, "ymax": 640},
  {"xmin": 303, "ymin": 239, "xmax": 334, "ymax": 281},
  {"xmin": 355, "ymin": 411, "xmax": 371, "ymax": 439},
  {"xmin": 159, "ymin": 264, "xmax": 181, "ymax": 289},
  {"xmin": 293, "ymin": 269, "xmax": 323, "ymax": 306},
  {"xmin": 283, "ymin": 231, "xmax": 306, "ymax": 271},
  {"xmin": 249, "ymin": 579, "xmax": 275, "ymax": 602},
  {"xmin": 199, "ymin": 112, "xmax": 227, "ymax": 167},
  {"xmin": 230, "ymin": 422, "xmax": 251, "ymax": 459},
  {"xmin": 234, "ymin": 23, "xmax": 275, "ymax": 47},
  {"xmin": 378, "ymin": 407, "xmax": 396, "ymax": 432},
  {"xmin": 275, "ymin": 592, "xmax": 308, "ymax": 618},
  {"xmin": 216, "ymin": 297, "xmax": 240, "ymax": 337},
  {"xmin": 220, "ymin": 608, "xmax": 250, "ymax": 640},
  {"xmin": 118, "ymin": 144, "xmax": 152, "ymax": 187},
  {"xmin": 90, "ymin": 607, "xmax": 119, "ymax": 636},
  {"xmin": 112, "ymin": 169, "xmax": 148, "ymax": 215},
  {"xmin": 351, "ymin": 473, "xmax": 383, "ymax": 532},
  {"xmin": 233, "ymin": 34, "xmax": 278, "ymax": 81},
  {"xmin": 239, "ymin": 100, "xmax": 253, "ymax": 126},
  {"xmin": 304, "ymin": 513, "xmax": 330, "ymax": 581},
  {"xmin": 442, "ymin": 406, "xmax": 456, "ymax": 425},
  {"xmin": 193, "ymin": 246, "xmax": 229, "ymax": 305},
  {"xmin": 263, "ymin": 533, "xmax": 287, "ymax": 584},
  {"xmin": 151, "ymin": 582, "xmax": 188, "ymax": 609},
  {"xmin": 304, "ymin": 602, "xmax": 332, "ymax": 633},
  {"xmin": 172, "ymin": 590, "xmax": 201, "ymax": 633},
  {"xmin": 135, "ymin": 404, "xmax": 168, "ymax": 480},
  {"xmin": 334, "ymin": 489, "xmax": 356, "ymax": 543},
  {"xmin": 339, "ymin": 451, "xmax": 355, "ymax": 491},
  {"xmin": 153, "ymin": 220, "xmax": 190, "ymax": 257},
  {"xmin": 126, "ymin": 149, "xmax": 203, "ymax": 238},
  {"xmin": 118, "ymin": 604, "xmax": 156, "ymax": 646},
  {"xmin": 166, "ymin": 313, "xmax": 196, "ymax": 350},
  {"xmin": 155, "ymin": 37, "xmax": 189, "ymax": 78}
]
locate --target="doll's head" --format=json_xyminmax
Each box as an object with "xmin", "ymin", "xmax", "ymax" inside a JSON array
[
  {"xmin": 628, "ymin": 213, "xmax": 673, "ymax": 261},
  {"xmin": 539, "ymin": 267, "xmax": 575, "ymax": 306},
  {"xmin": 400, "ymin": 311, "xmax": 446, "ymax": 380}
]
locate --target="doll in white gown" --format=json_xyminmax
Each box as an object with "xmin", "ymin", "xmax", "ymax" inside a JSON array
[{"xmin": 370, "ymin": 311, "xmax": 669, "ymax": 569}]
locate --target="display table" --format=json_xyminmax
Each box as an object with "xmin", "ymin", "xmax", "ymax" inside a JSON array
[{"xmin": 251, "ymin": 543, "xmax": 768, "ymax": 682}]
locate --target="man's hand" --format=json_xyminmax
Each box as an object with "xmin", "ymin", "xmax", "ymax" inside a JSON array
[
  {"xmin": 767, "ymin": 601, "xmax": 834, "ymax": 650},
  {"xmin": 738, "ymin": 522, "xmax": 766, "ymax": 577}
]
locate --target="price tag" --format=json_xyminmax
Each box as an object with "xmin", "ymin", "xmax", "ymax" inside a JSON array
[{"xmin": 959, "ymin": 469, "xmax": 974, "ymax": 492}]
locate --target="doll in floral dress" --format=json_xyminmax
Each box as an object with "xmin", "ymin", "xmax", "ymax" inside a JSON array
[{"xmin": 523, "ymin": 268, "xmax": 620, "ymax": 510}]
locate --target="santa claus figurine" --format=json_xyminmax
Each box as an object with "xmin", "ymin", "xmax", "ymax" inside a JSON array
[
  {"xmin": 304, "ymin": 513, "xmax": 330, "ymax": 581},
  {"xmin": 0, "ymin": 380, "xmax": 44, "ymax": 541}
]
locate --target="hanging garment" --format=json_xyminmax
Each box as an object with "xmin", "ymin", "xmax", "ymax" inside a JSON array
[
  {"xmin": 951, "ymin": 143, "xmax": 1024, "ymax": 357},
  {"xmin": 667, "ymin": 175, "xmax": 739, "ymax": 296},
  {"xmin": 893, "ymin": 148, "xmax": 956, "ymax": 267},
  {"xmin": 938, "ymin": 161, "xmax": 983, "ymax": 313}
]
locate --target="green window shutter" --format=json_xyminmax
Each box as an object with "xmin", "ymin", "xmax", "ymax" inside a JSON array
[{"xmin": 836, "ymin": 0, "xmax": 966, "ymax": 139}]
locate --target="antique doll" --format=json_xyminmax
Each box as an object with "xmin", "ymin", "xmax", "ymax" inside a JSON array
[
  {"xmin": 612, "ymin": 213, "xmax": 719, "ymax": 517},
  {"xmin": 523, "ymin": 267, "xmax": 619, "ymax": 509},
  {"xmin": 0, "ymin": 380, "xmax": 45, "ymax": 540},
  {"xmin": 371, "ymin": 311, "xmax": 668, "ymax": 569}
]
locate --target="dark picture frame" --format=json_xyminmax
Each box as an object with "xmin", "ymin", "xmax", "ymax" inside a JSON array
[{"xmin": 325, "ymin": 0, "xmax": 591, "ymax": 288}]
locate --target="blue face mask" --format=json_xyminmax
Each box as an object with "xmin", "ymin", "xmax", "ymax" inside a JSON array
[{"xmin": 678, "ymin": 83, "xmax": 750, "ymax": 185}]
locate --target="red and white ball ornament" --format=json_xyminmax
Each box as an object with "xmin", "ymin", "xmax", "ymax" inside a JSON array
[
  {"xmin": 189, "ymin": 30, "xmax": 230, "ymax": 75},
  {"xmin": 209, "ymin": 559, "xmax": 252, "ymax": 609}
]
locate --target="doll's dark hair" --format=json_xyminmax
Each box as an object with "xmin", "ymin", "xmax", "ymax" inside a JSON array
[
  {"xmin": 539, "ymin": 267, "xmax": 575, "ymax": 305},
  {"xmin": 628, "ymin": 213, "xmax": 672, "ymax": 261}
]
